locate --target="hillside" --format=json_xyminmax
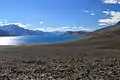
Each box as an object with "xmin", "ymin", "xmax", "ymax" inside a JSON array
[
  {"xmin": 46, "ymin": 21, "xmax": 120, "ymax": 49},
  {"xmin": 61, "ymin": 31, "xmax": 89, "ymax": 37},
  {"xmin": 0, "ymin": 29, "xmax": 11, "ymax": 36},
  {"xmin": 88, "ymin": 21, "xmax": 120, "ymax": 39}
]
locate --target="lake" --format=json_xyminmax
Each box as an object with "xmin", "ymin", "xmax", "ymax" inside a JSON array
[{"xmin": 0, "ymin": 36, "xmax": 84, "ymax": 45}]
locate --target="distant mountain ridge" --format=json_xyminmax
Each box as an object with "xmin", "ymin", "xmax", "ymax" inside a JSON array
[
  {"xmin": 0, "ymin": 24, "xmax": 91, "ymax": 37},
  {"xmin": 61, "ymin": 31, "xmax": 89, "ymax": 37},
  {"xmin": 0, "ymin": 25, "xmax": 48, "ymax": 36}
]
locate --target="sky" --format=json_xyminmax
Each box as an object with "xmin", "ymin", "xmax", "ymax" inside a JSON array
[{"xmin": 0, "ymin": 0, "xmax": 120, "ymax": 32}]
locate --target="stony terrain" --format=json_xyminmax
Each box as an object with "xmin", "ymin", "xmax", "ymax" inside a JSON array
[{"xmin": 0, "ymin": 46, "xmax": 120, "ymax": 80}]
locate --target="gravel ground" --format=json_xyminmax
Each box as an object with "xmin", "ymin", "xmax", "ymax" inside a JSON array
[{"xmin": 0, "ymin": 46, "xmax": 120, "ymax": 80}]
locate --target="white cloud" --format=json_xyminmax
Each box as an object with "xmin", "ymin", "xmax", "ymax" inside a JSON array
[
  {"xmin": 10, "ymin": 23, "xmax": 31, "ymax": 27},
  {"xmin": 39, "ymin": 21, "xmax": 44, "ymax": 24},
  {"xmin": 0, "ymin": 20, "xmax": 31, "ymax": 28},
  {"xmin": 102, "ymin": 0, "xmax": 120, "ymax": 4},
  {"xmin": 99, "ymin": 11, "xmax": 120, "ymax": 26},
  {"xmin": 84, "ymin": 9, "xmax": 95, "ymax": 16},
  {"xmin": 90, "ymin": 13, "xmax": 95, "ymax": 16},
  {"xmin": 34, "ymin": 26, "xmax": 92, "ymax": 32},
  {"xmin": 103, "ymin": 10, "xmax": 111, "ymax": 15},
  {"xmin": 84, "ymin": 10, "xmax": 89, "ymax": 13}
]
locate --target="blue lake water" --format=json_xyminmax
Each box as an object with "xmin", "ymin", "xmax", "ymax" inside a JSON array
[{"xmin": 0, "ymin": 36, "xmax": 84, "ymax": 45}]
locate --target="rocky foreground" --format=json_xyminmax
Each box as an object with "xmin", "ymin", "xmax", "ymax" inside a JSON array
[{"xmin": 0, "ymin": 46, "xmax": 120, "ymax": 80}]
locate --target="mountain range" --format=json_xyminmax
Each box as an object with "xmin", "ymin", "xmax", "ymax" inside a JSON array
[
  {"xmin": 1, "ymin": 21, "xmax": 120, "ymax": 39},
  {"xmin": 61, "ymin": 31, "xmax": 89, "ymax": 37},
  {"xmin": 0, "ymin": 24, "xmax": 89, "ymax": 37},
  {"xmin": 0, "ymin": 25, "xmax": 47, "ymax": 36},
  {"xmin": 51, "ymin": 21, "xmax": 120, "ymax": 49}
]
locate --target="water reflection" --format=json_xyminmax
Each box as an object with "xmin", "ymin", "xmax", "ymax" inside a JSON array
[
  {"xmin": 0, "ymin": 36, "xmax": 81, "ymax": 45},
  {"xmin": 0, "ymin": 37, "xmax": 19, "ymax": 45}
]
